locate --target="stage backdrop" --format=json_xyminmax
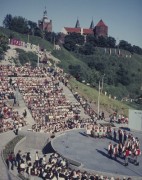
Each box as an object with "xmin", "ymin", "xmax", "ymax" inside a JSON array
[{"xmin": 129, "ymin": 109, "xmax": 142, "ymax": 131}]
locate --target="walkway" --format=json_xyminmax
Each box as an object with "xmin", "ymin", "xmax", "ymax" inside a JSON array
[{"xmin": 0, "ymin": 88, "xmax": 35, "ymax": 180}]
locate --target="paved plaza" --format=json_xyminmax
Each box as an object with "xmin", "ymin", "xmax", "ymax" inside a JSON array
[{"xmin": 52, "ymin": 128, "xmax": 142, "ymax": 179}]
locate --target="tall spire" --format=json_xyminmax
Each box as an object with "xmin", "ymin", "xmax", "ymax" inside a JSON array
[
  {"xmin": 43, "ymin": 6, "xmax": 47, "ymax": 18},
  {"xmin": 75, "ymin": 18, "xmax": 80, "ymax": 28},
  {"xmin": 90, "ymin": 18, "xmax": 94, "ymax": 29}
]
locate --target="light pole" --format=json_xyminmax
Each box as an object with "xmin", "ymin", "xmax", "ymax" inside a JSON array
[
  {"xmin": 97, "ymin": 80, "xmax": 101, "ymax": 117},
  {"xmin": 101, "ymin": 74, "xmax": 105, "ymax": 94},
  {"xmin": 37, "ymin": 51, "xmax": 40, "ymax": 68},
  {"xmin": 37, "ymin": 54, "xmax": 39, "ymax": 67}
]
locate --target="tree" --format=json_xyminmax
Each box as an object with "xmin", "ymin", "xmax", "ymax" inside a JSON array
[
  {"xmin": 27, "ymin": 20, "xmax": 37, "ymax": 35},
  {"xmin": 106, "ymin": 36, "xmax": 116, "ymax": 48},
  {"xmin": 79, "ymin": 43, "xmax": 95, "ymax": 55},
  {"xmin": 133, "ymin": 45, "xmax": 142, "ymax": 55},
  {"xmin": 11, "ymin": 16, "xmax": 29, "ymax": 34},
  {"xmin": 86, "ymin": 34, "xmax": 97, "ymax": 46},
  {"xmin": 34, "ymin": 27, "xmax": 43, "ymax": 38},
  {"xmin": 3, "ymin": 14, "xmax": 13, "ymax": 29},
  {"xmin": 119, "ymin": 40, "xmax": 133, "ymax": 53},
  {"xmin": 63, "ymin": 33, "xmax": 84, "ymax": 51},
  {"xmin": 0, "ymin": 34, "xmax": 9, "ymax": 60},
  {"xmin": 97, "ymin": 36, "xmax": 107, "ymax": 47}
]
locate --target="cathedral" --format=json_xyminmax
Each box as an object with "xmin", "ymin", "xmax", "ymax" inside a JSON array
[
  {"xmin": 62, "ymin": 19, "xmax": 108, "ymax": 37},
  {"xmin": 38, "ymin": 7, "xmax": 52, "ymax": 32}
]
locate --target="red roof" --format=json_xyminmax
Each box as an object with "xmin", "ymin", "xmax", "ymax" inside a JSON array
[
  {"xmin": 96, "ymin": 19, "xmax": 107, "ymax": 27},
  {"xmin": 64, "ymin": 27, "xmax": 93, "ymax": 35},
  {"xmin": 64, "ymin": 27, "xmax": 81, "ymax": 33},
  {"xmin": 83, "ymin": 28, "xmax": 93, "ymax": 34}
]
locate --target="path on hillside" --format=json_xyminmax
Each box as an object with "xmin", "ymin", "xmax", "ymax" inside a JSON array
[{"xmin": 60, "ymin": 82, "xmax": 90, "ymax": 119}]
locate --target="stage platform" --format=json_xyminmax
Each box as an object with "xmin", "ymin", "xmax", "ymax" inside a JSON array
[{"xmin": 52, "ymin": 129, "xmax": 142, "ymax": 179}]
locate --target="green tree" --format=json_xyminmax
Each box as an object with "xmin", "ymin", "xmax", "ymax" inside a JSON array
[
  {"xmin": 0, "ymin": 34, "xmax": 9, "ymax": 60},
  {"xmin": 10, "ymin": 16, "xmax": 29, "ymax": 34},
  {"xmin": 97, "ymin": 36, "xmax": 107, "ymax": 47},
  {"xmin": 27, "ymin": 20, "xmax": 37, "ymax": 35},
  {"xmin": 64, "ymin": 33, "xmax": 84, "ymax": 51},
  {"xmin": 107, "ymin": 36, "xmax": 116, "ymax": 48},
  {"xmin": 79, "ymin": 43, "xmax": 95, "ymax": 55},
  {"xmin": 119, "ymin": 40, "xmax": 133, "ymax": 53},
  {"xmin": 86, "ymin": 34, "xmax": 97, "ymax": 46},
  {"xmin": 3, "ymin": 14, "xmax": 13, "ymax": 29}
]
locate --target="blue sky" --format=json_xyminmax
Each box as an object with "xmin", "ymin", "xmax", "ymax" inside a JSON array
[{"xmin": 0, "ymin": 0, "xmax": 142, "ymax": 47}]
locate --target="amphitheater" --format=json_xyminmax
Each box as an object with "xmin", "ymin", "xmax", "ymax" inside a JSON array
[{"xmin": 0, "ymin": 45, "xmax": 142, "ymax": 180}]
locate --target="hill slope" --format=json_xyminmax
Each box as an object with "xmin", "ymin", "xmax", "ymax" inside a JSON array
[{"xmin": 0, "ymin": 27, "xmax": 142, "ymax": 113}]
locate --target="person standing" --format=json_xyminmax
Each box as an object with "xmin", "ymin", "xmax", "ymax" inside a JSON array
[
  {"xmin": 16, "ymin": 150, "xmax": 22, "ymax": 167},
  {"xmin": 35, "ymin": 151, "xmax": 39, "ymax": 167},
  {"xmin": 113, "ymin": 144, "xmax": 118, "ymax": 160},
  {"xmin": 118, "ymin": 143, "xmax": 123, "ymax": 157},
  {"xmin": 134, "ymin": 148, "xmax": 141, "ymax": 166},
  {"xmin": 124, "ymin": 148, "xmax": 130, "ymax": 166},
  {"xmin": 113, "ymin": 129, "xmax": 117, "ymax": 142},
  {"xmin": 108, "ymin": 142, "xmax": 113, "ymax": 158}
]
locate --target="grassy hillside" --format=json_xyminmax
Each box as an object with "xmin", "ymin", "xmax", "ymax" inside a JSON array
[
  {"xmin": 72, "ymin": 49, "xmax": 142, "ymax": 99},
  {"xmin": 68, "ymin": 77, "xmax": 131, "ymax": 116},
  {"xmin": 1, "ymin": 27, "xmax": 141, "ymax": 112},
  {"xmin": 0, "ymin": 27, "xmax": 53, "ymax": 51}
]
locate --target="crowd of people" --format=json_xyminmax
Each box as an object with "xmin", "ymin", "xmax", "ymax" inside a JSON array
[
  {"xmin": 0, "ymin": 63, "xmax": 139, "ymax": 180},
  {"xmin": 108, "ymin": 128, "xmax": 141, "ymax": 166},
  {"xmin": 0, "ymin": 75, "xmax": 27, "ymax": 133},
  {"xmin": 6, "ymin": 150, "xmax": 132, "ymax": 180}
]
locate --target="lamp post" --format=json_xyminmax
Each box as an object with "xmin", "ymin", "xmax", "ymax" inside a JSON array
[
  {"xmin": 37, "ymin": 54, "xmax": 39, "ymax": 67},
  {"xmin": 37, "ymin": 51, "xmax": 40, "ymax": 68},
  {"xmin": 101, "ymin": 74, "xmax": 105, "ymax": 94},
  {"xmin": 97, "ymin": 80, "xmax": 101, "ymax": 117}
]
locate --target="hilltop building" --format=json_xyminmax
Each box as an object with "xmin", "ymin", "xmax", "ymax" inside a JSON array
[
  {"xmin": 38, "ymin": 7, "xmax": 52, "ymax": 32},
  {"xmin": 62, "ymin": 18, "xmax": 94, "ymax": 36},
  {"xmin": 93, "ymin": 19, "xmax": 108, "ymax": 37},
  {"xmin": 61, "ymin": 18, "xmax": 108, "ymax": 37}
]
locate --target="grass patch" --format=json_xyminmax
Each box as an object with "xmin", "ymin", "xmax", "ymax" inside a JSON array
[
  {"xmin": 3, "ymin": 135, "xmax": 24, "ymax": 161},
  {"xmin": 69, "ymin": 77, "xmax": 132, "ymax": 116}
]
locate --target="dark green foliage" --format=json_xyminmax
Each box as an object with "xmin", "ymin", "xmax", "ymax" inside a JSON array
[
  {"xmin": 106, "ymin": 36, "xmax": 116, "ymax": 48},
  {"xmin": 79, "ymin": 43, "xmax": 95, "ymax": 55},
  {"xmin": 63, "ymin": 33, "xmax": 84, "ymax": 51},
  {"xmin": 15, "ymin": 48, "xmax": 37, "ymax": 67},
  {"xmin": 3, "ymin": 14, "xmax": 13, "ymax": 29},
  {"xmin": 119, "ymin": 40, "xmax": 133, "ymax": 53},
  {"xmin": 0, "ymin": 34, "xmax": 9, "ymax": 60}
]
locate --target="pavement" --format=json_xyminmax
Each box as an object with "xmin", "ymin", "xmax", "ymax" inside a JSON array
[{"xmin": 52, "ymin": 128, "xmax": 142, "ymax": 180}]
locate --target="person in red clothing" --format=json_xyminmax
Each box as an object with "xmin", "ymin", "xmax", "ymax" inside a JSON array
[
  {"xmin": 124, "ymin": 148, "xmax": 131, "ymax": 166},
  {"xmin": 134, "ymin": 148, "xmax": 141, "ymax": 166}
]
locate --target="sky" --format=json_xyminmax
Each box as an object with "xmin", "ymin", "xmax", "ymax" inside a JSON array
[{"xmin": 0, "ymin": 0, "xmax": 142, "ymax": 47}]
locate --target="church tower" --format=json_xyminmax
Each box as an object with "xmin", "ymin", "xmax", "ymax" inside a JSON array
[
  {"xmin": 75, "ymin": 18, "xmax": 80, "ymax": 28},
  {"xmin": 93, "ymin": 19, "xmax": 108, "ymax": 37},
  {"xmin": 38, "ymin": 7, "xmax": 52, "ymax": 32},
  {"xmin": 90, "ymin": 19, "xmax": 94, "ymax": 29}
]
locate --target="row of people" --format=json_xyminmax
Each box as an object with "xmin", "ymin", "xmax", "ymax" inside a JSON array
[
  {"xmin": 7, "ymin": 150, "xmax": 129, "ymax": 180},
  {"xmin": 108, "ymin": 135, "xmax": 141, "ymax": 166}
]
